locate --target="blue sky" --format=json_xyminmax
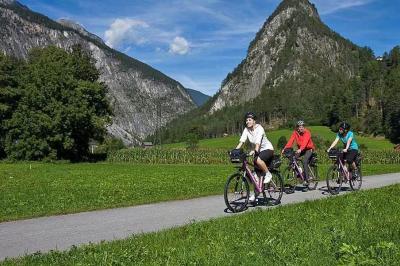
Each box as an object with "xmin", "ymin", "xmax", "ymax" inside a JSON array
[{"xmin": 18, "ymin": 0, "xmax": 400, "ymax": 96}]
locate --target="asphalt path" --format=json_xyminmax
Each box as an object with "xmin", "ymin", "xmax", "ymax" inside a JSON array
[{"xmin": 1, "ymin": 172, "xmax": 399, "ymax": 261}]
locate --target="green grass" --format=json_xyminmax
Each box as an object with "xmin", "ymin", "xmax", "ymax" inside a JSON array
[
  {"xmin": 3, "ymin": 184, "xmax": 400, "ymax": 265},
  {"xmin": 163, "ymin": 126, "xmax": 394, "ymax": 150},
  {"xmin": 0, "ymin": 163, "xmax": 230, "ymax": 222},
  {"xmin": 1, "ymin": 162, "xmax": 400, "ymax": 222}
]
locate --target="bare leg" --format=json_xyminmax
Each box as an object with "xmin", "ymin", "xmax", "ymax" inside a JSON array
[{"xmin": 256, "ymin": 157, "xmax": 268, "ymax": 173}]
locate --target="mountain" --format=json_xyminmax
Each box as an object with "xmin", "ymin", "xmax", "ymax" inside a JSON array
[
  {"xmin": 184, "ymin": 88, "xmax": 211, "ymax": 107},
  {"xmin": 0, "ymin": 0, "xmax": 196, "ymax": 145},
  {"xmin": 156, "ymin": 0, "xmax": 383, "ymax": 143},
  {"xmin": 210, "ymin": 0, "xmax": 361, "ymax": 119}
]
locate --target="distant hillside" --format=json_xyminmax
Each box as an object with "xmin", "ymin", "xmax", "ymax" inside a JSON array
[{"xmin": 185, "ymin": 88, "xmax": 211, "ymax": 107}]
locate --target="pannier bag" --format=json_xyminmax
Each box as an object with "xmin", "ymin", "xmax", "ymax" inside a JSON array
[
  {"xmin": 283, "ymin": 148, "xmax": 295, "ymax": 159},
  {"xmin": 328, "ymin": 149, "xmax": 341, "ymax": 159},
  {"xmin": 355, "ymin": 152, "xmax": 362, "ymax": 166},
  {"xmin": 229, "ymin": 149, "xmax": 245, "ymax": 163},
  {"xmin": 309, "ymin": 152, "xmax": 318, "ymax": 166},
  {"xmin": 269, "ymin": 155, "xmax": 282, "ymax": 170}
]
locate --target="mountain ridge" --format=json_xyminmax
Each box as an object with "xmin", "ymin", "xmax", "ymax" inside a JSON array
[
  {"xmin": 0, "ymin": 0, "xmax": 195, "ymax": 145},
  {"xmin": 185, "ymin": 88, "xmax": 211, "ymax": 107},
  {"xmin": 210, "ymin": 0, "xmax": 359, "ymax": 114}
]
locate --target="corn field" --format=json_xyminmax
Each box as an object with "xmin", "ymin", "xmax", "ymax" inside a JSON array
[{"xmin": 107, "ymin": 148, "xmax": 400, "ymax": 165}]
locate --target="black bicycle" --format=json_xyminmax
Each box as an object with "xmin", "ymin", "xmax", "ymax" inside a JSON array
[{"xmin": 224, "ymin": 149, "xmax": 284, "ymax": 213}]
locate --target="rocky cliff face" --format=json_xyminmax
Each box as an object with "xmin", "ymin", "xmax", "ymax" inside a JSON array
[
  {"xmin": 0, "ymin": 0, "xmax": 195, "ymax": 145},
  {"xmin": 210, "ymin": 0, "xmax": 359, "ymax": 113}
]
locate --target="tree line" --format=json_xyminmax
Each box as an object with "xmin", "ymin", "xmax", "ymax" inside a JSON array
[
  {"xmin": 152, "ymin": 46, "xmax": 400, "ymax": 145},
  {"xmin": 0, "ymin": 45, "xmax": 112, "ymax": 161}
]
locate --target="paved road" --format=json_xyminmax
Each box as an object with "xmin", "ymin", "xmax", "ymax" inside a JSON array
[{"xmin": 1, "ymin": 172, "xmax": 399, "ymax": 261}]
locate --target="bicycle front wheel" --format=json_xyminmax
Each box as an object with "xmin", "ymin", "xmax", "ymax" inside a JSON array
[
  {"xmin": 263, "ymin": 172, "xmax": 284, "ymax": 206},
  {"xmin": 326, "ymin": 165, "xmax": 342, "ymax": 195},
  {"xmin": 350, "ymin": 167, "xmax": 362, "ymax": 191},
  {"xmin": 224, "ymin": 173, "xmax": 249, "ymax": 213},
  {"xmin": 282, "ymin": 166, "xmax": 297, "ymax": 194}
]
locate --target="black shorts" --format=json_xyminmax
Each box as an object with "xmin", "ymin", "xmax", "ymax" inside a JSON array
[
  {"xmin": 342, "ymin": 149, "xmax": 358, "ymax": 164},
  {"xmin": 255, "ymin": 149, "xmax": 274, "ymax": 166}
]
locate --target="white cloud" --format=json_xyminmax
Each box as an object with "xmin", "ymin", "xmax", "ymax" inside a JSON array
[
  {"xmin": 104, "ymin": 18, "xmax": 149, "ymax": 48},
  {"xmin": 312, "ymin": 0, "xmax": 373, "ymax": 15},
  {"xmin": 169, "ymin": 36, "xmax": 190, "ymax": 55}
]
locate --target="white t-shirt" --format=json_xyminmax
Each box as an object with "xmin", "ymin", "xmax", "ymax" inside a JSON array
[{"xmin": 239, "ymin": 124, "xmax": 274, "ymax": 151}]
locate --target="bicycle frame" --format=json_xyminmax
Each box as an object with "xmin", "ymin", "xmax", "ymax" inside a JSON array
[
  {"xmin": 287, "ymin": 156, "xmax": 307, "ymax": 181},
  {"xmin": 239, "ymin": 156, "xmax": 264, "ymax": 193},
  {"xmin": 334, "ymin": 153, "xmax": 351, "ymax": 181}
]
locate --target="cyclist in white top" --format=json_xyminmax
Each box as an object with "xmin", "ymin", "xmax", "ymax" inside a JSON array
[{"xmin": 236, "ymin": 112, "xmax": 274, "ymax": 190}]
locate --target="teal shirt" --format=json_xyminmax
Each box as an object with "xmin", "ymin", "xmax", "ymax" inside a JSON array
[{"xmin": 337, "ymin": 131, "xmax": 358, "ymax": 150}]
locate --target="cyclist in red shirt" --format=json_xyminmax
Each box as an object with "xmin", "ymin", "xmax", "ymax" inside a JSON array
[{"xmin": 281, "ymin": 120, "xmax": 316, "ymax": 182}]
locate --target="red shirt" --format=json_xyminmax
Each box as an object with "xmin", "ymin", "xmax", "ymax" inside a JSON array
[{"xmin": 284, "ymin": 128, "xmax": 315, "ymax": 150}]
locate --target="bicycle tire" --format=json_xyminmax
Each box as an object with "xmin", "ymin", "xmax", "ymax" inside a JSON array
[
  {"xmin": 263, "ymin": 171, "xmax": 283, "ymax": 206},
  {"xmin": 326, "ymin": 165, "xmax": 342, "ymax": 195},
  {"xmin": 224, "ymin": 172, "xmax": 249, "ymax": 213},
  {"xmin": 306, "ymin": 164, "xmax": 319, "ymax": 190},
  {"xmin": 282, "ymin": 166, "xmax": 297, "ymax": 194},
  {"xmin": 349, "ymin": 167, "xmax": 362, "ymax": 191}
]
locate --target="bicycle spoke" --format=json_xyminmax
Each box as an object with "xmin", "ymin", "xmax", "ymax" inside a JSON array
[
  {"xmin": 263, "ymin": 173, "xmax": 283, "ymax": 206},
  {"xmin": 224, "ymin": 173, "xmax": 249, "ymax": 213}
]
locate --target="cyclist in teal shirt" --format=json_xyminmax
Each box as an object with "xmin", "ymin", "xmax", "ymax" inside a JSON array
[{"xmin": 327, "ymin": 122, "xmax": 360, "ymax": 177}]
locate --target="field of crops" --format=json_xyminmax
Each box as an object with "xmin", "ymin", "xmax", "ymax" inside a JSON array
[
  {"xmin": 4, "ymin": 184, "xmax": 400, "ymax": 265},
  {"xmin": 1, "ymin": 162, "xmax": 400, "ymax": 222},
  {"xmin": 162, "ymin": 126, "xmax": 394, "ymax": 150},
  {"xmin": 108, "ymin": 147, "xmax": 400, "ymax": 165}
]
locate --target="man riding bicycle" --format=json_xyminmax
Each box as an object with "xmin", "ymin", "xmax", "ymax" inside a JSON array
[
  {"xmin": 235, "ymin": 112, "xmax": 274, "ymax": 201},
  {"xmin": 281, "ymin": 120, "xmax": 316, "ymax": 183},
  {"xmin": 327, "ymin": 122, "xmax": 360, "ymax": 178}
]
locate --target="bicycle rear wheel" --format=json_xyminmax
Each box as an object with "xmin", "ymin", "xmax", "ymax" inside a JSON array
[
  {"xmin": 263, "ymin": 171, "xmax": 283, "ymax": 206},
  {"xmin": 306, "ymin": 164, "xmax": 319, "ymax": 190},
  {"xmin": 350, "ymin": 167, "xmax": 362, "ymax": 191},
  {"xmin": 326, "ymin": 165, "xmax": 342, "ymax": 195},
  {"xmin": 224, "ymin": 173, "xmax": 249, "ymax": 213}
]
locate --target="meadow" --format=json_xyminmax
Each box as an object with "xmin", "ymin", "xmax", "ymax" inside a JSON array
[
  {"xmin": 3, "ymin": 184, "xmax": 400, "ymax": 265},
  {"xmin": 1, "ymin": 162, "xmax": 400, "ymax": 222},
  {"xmin": 162, "ymin": 126, "xmax": 394, "ymax": 150}
]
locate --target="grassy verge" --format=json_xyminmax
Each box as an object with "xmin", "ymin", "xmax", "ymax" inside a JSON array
[
  {"xmin": 1, "ymin": 163, "xmax": 400, "ymax": 222},
  {"xmin": 3, "ymin": 184, "xmax": 400, "ymax": 265}
]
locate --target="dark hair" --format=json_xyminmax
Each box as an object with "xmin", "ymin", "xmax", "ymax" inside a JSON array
[
  {"xmin": 244, "ymin": 112, "xmax": 256, "ymax": 120},
  {"xmin": 339, "ymin": 122, "xmax": 350, "ymax": 131}
]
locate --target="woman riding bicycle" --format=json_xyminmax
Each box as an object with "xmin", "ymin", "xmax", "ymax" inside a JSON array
[
  {"xmin": 327, "ymin": 122, "xmax": 360, "ymax": 177},
  {"xmin": 281, "ymin": 120, "xmax": 316, "ymax": 183},
  {"xmin": 235, "ymin": 112, "xmax": 274, "ymax": 200}
]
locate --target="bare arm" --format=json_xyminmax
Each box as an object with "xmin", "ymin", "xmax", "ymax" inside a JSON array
[
  {"xmin": 344, "ymin": 137, "xmax": 353, "ymax": 152},
  {"xmin": 328, "ymin": 137, "xmax": 339, "ymax": 151},
  {"xmin": 236, "ymin": 142, "xmax": 244, "ymax": 149},
  {"xmin": 255, "ymin": 143, "xmax": 260, "ymax": 153}
]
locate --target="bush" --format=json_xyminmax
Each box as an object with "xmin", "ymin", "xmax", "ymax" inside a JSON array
[
  {"xmin": 185, "ymin": 133, "xmax": 199, "ymax": 150},
  {"xmin": 277, "ymin": 136, "xmax": 287, "ymax": 150},
  {"xmin": 96, "ymin": 137, "xmax": 125, "ymax": 154}
]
